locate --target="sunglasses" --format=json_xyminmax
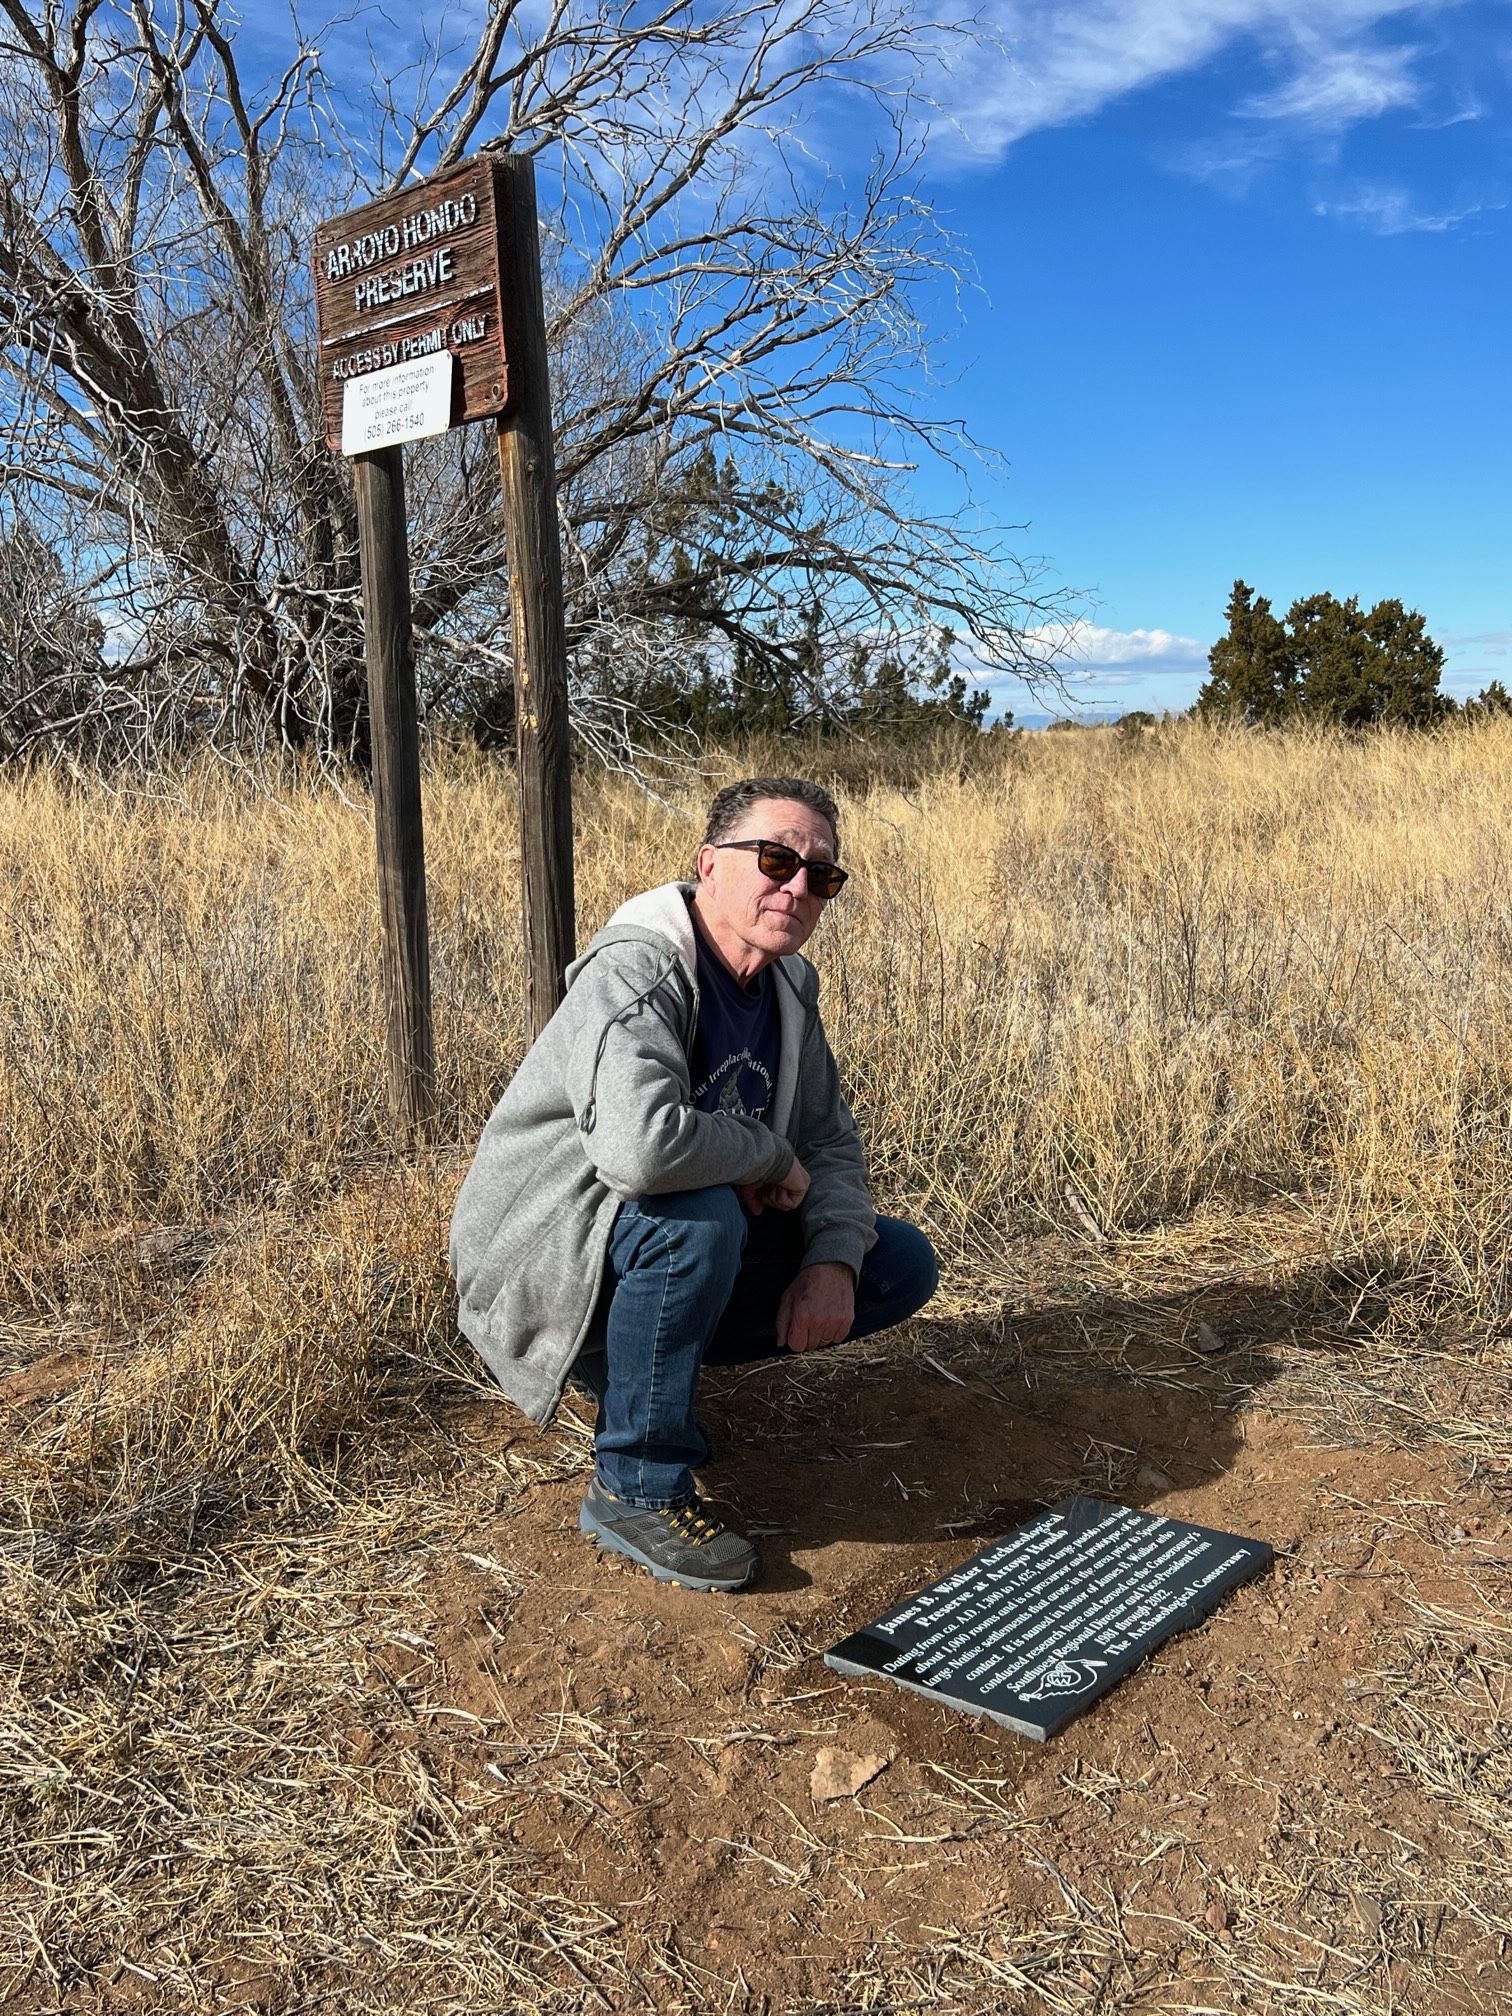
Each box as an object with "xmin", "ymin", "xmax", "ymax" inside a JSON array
[{"xmin": 714, "ymin": 840, "xmax": 849, "ymax": 900}]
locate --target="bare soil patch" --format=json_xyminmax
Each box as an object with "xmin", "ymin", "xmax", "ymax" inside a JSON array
[{"xmin": 4, "ymin": 1260, "xmax": 1510, "ymax": 2015}]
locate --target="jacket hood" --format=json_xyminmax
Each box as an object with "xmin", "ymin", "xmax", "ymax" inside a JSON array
[
  {"xmin": 566, "ymin": 880, "xmax": 818, "ymax": 1005},
  {"xmin": 564, "ymin": 881, "xmax": 700, "ymax": 991}
]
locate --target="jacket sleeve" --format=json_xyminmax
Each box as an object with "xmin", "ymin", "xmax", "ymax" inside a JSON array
[
  {"xmin": 561, "ymin": 948, "xmax": 795, "ymax": 1200},
  {"xmin": 794, "ymin": 994, "xmax": 876, "ymax": 1278}
]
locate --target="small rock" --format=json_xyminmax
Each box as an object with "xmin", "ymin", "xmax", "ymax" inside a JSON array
[
  {"xmin": 1136, "ymin": 1464, "xmax": 1174, "ymax": 1493},
  {"xmin": 1193, "ymin": 1321, "xmax": 1225, "ymax": 1355},
  {"xmin": 810, "ymin": 1746, "xmax": 893, "ymax": 1802},
  {"xmin": 1353, "ymin": 1894, "xmax": 1385, "ymax": 1935},
  {"xmin": 1204, "ymin": 1901, "xmax": 1230, "ymax": 1933}
]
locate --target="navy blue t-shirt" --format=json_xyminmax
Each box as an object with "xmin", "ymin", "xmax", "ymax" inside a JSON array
[{"xmin": 688, "ymin": 908, "xmax": 780, "ymax": 1122}]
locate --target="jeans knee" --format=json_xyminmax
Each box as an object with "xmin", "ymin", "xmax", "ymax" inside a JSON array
[
  {"xmin": 687, "ymin": 1185, "xmax": 748, "ymax": 1281},
  {"xmin": 620, "ymin": 1185, "xmax": 747, "ymax": 1286},
  {"xmin": 875, "ymin": 1217, "xmax": 939, "ymax": 1313}
]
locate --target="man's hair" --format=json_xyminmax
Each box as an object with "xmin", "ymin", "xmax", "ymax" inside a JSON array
[{"xmin": 702, "ymin": 775, "xmax": 840, "ymax": 852}]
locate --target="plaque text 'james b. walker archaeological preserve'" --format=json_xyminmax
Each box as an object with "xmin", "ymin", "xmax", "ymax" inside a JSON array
[{"xmin": 826, "ymin": 1497, "xmax": 1272, "ymax": 1741}]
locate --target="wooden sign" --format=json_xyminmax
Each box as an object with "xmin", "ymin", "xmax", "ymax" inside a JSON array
[
  {"xmin": 315, "ymin": 151, "xmax": 574, "ymax": 1140},
  {"xmin": 313, "ymin": 158, "xmax": 510, "ymax": 453}
]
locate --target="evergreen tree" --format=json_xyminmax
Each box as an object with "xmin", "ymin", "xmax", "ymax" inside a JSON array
[
  {"xmin": 841, "ymin": 626, "xmax": 988, "ymax": 738},
  {"xmin": 0, "ymin": 521, "xmax": 109, "ymax": 760},
  {"xmin": 1288, "ymin": 593, "xmax": 1447, "ymax": 728},
  {"xmin": 1195, "ymin": 581, "xmax": 1448, "ymax": 730},
  {"xmin": 1459, "ymin": 679, "xmax": 1512, "ymax": 722},
  {"xmin": 1195, "ymin": 581, "xmax": 1294, "ymax": 723}
]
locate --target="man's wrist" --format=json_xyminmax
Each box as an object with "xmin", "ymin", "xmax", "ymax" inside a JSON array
[
  {"xmin": 800, "ymin": 1224, "xmax": 871, "ymax": 1278},
  {"xmin": 800, "ymin": 1258, "xmax": 856, "ymax": 1284}
]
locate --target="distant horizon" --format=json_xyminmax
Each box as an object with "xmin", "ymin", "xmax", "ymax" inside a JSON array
[
  {"xmin": 901, "ymin": 1, "xmax": 1509, "ymax": 724},
  {"xmin": 231, "ymin": 0, "xmax": 1508, "ymax": 729}
]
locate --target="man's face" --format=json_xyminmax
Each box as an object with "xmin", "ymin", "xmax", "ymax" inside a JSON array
[{"xmin": 695, "ymin": 796, "xmax": 839, "ymax": 969}]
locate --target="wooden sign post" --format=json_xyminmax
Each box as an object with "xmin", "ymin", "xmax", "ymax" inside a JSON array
[
  {"xmin": 352, "ymin": 443, "xmax": 434, "ymax": 1137},
  {"xmin": 314, "ymin": 156, "xmax": 576, "ymax": 1136},
  {"xmin": 493, "ymin": 158, "xmax": 575, "ymax": 1046}
]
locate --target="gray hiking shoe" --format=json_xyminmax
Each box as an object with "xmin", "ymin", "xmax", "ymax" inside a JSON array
[{"xmin": 579, "ymin": 1479, "xmax": 757, "ymax": 1592}]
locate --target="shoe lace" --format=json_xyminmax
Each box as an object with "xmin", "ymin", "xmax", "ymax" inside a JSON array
[{"xmin": 663, "ymin": 1501, "xmax": 724, "ymax": 1547}]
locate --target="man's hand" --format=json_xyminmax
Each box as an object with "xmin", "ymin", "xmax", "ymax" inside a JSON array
[
  {"xmin": 738, "ymin": 1155, "xmax": 810, "ymax": 1216},
  {"xmin": 777, "ymin": 1261, "xmax": 855, "ymax": 1354}
]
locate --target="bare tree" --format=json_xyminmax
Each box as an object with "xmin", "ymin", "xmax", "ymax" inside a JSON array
[
  {"xmin": 0, "ymin": 509, "xmax": 112, "ymax": 758},
  {"xmin": 0, "ymin": 0, "xmax": 1063, "ymax": 765}
]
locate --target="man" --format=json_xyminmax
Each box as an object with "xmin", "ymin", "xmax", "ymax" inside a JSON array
[{"xmin": 450, "ymin": 775, "xmax": 938, "ymax": 1592}]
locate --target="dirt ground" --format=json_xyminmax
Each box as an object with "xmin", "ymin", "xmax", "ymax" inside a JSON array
[{"xmin": 4, "ymin": 1249, "xmax": 1511, "ymax": 2015}]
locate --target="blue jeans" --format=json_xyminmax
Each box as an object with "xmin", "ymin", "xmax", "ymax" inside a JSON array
[{"xmin": 574, "ymin": 1187, "xmax": 938, "ymax": 1508}]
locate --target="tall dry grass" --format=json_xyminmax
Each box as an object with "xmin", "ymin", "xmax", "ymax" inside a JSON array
[{"xmin": 3, "ymin": 719, "xmax": 1510, "ymax": 1492}]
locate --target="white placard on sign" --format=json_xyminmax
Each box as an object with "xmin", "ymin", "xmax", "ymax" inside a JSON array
[{"xmin": 341, "ymin": 353, "xmax": 455, "ymax": 455}]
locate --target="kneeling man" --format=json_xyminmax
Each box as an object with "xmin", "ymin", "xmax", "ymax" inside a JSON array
[{"xmin": 451, "ymin": 775, "xmax": 938, "ymax": 1591}]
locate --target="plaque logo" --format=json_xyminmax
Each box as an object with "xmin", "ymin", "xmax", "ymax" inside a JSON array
[{"xmin": 1020, "ymin": 1652, "xmax": 1108, "ymax": 1701}]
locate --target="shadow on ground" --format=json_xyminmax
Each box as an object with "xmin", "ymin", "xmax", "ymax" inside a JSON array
[{"xmin": 689, "ymin": 1270, "xmax": 1316, "ymax": 1595}]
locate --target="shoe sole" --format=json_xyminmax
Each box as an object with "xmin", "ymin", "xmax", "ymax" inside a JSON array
[{"xmin": 579, "ymin": 1503, "xmax": 756, "ymax": 1593}]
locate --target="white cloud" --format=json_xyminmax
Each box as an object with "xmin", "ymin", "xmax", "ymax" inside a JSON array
[
  {"xmin": 962, "ymin": 618, "xmax": 1212, "ymax": 723},
  {"xmin": 1313, "ymin": 181, "xmax": 1503, "ymax": 230},
  {"xmin": 926, "ymin": 2, "xmax": 1434, "ymax": 162},
  {"xmin": 974, "ymin": 619, "xmax": 1512, "ymax": 723},
  {"xmin": 101, "ymin": 609, "xmax": 143, "ymax": 666},
  {"xmin": 1238, "ymin": 38, "xmax": 1423, "ymax": 124},
  {"xmin": 1024, "ymin": 619, "xmax": 1211, "ymax": 673}
]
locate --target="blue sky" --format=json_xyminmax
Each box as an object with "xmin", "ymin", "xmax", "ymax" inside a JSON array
[
  {"xmin": 905, "ymin": 1, "xmax": 1510, "ymax": 720},
  {"xmin": 248, "ymin": 0, "xmax": 1506, "ymax": 723}
]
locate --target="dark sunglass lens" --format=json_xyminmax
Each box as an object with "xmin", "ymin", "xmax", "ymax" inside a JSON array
[
  {"xmin": 747, "ymin": 842, "xmax": 846, "ymax": 896},
  {"xmin": 756, "ymin": 843, "xmax": 802, "ymax": 880}
]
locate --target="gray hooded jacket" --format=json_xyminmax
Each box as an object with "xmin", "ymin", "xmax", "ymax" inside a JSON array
[{"xmin": 450, "ymin": 881, "xmax": 877, "ymax": 1425}]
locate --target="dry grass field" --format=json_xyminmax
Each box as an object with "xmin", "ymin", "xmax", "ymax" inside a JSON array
[{"xmin": 3, "ymin": 720, "xmax": 1509, "ymax": 2014}]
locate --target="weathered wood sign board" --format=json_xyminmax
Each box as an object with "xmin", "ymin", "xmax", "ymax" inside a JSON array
[
  {"xmin": 825, "ymin": 1497, "xmax": 1272, "ymax": 1741},
  {"xmin": 313, "ymin": 158, "xmax": 511, "ymax": 453},
  {"xmin": 316, "ymin": 150, "xmax": 575, "ymax": 1131}
]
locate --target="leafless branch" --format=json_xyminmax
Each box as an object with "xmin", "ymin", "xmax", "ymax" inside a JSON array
[{"xmin": 0, "ymin": 0, "xmax": 1069, "ymax": 770}]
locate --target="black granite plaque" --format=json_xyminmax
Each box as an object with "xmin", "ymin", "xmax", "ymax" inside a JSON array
[{"xmin": 824, "ymin": 1496, "xmax": 1271, "ymax": 1741}]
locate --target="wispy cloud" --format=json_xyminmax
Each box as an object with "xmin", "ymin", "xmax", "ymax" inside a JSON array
[
  {"xmin": 1176, "ymin": 130, "xmax": 1289, "ymax": 195},
  {"xmin": 1442, "ymin": 631, "xmax": 1512, "ymax": 695},
  {"xmin": 1313, "ymin": 181, "xmax": 1504, "ymax": 231},
  {"xmin": 1412, "ymin": 97, "xmax": 1485, "ymax": 130},
  {"xmin": 1238, "ymin": 37, "xmax": 1423, "ymax": 125},
  {"xmin": 927, "ymin": 3, "xmax": 1436, "ymax": 162}
]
